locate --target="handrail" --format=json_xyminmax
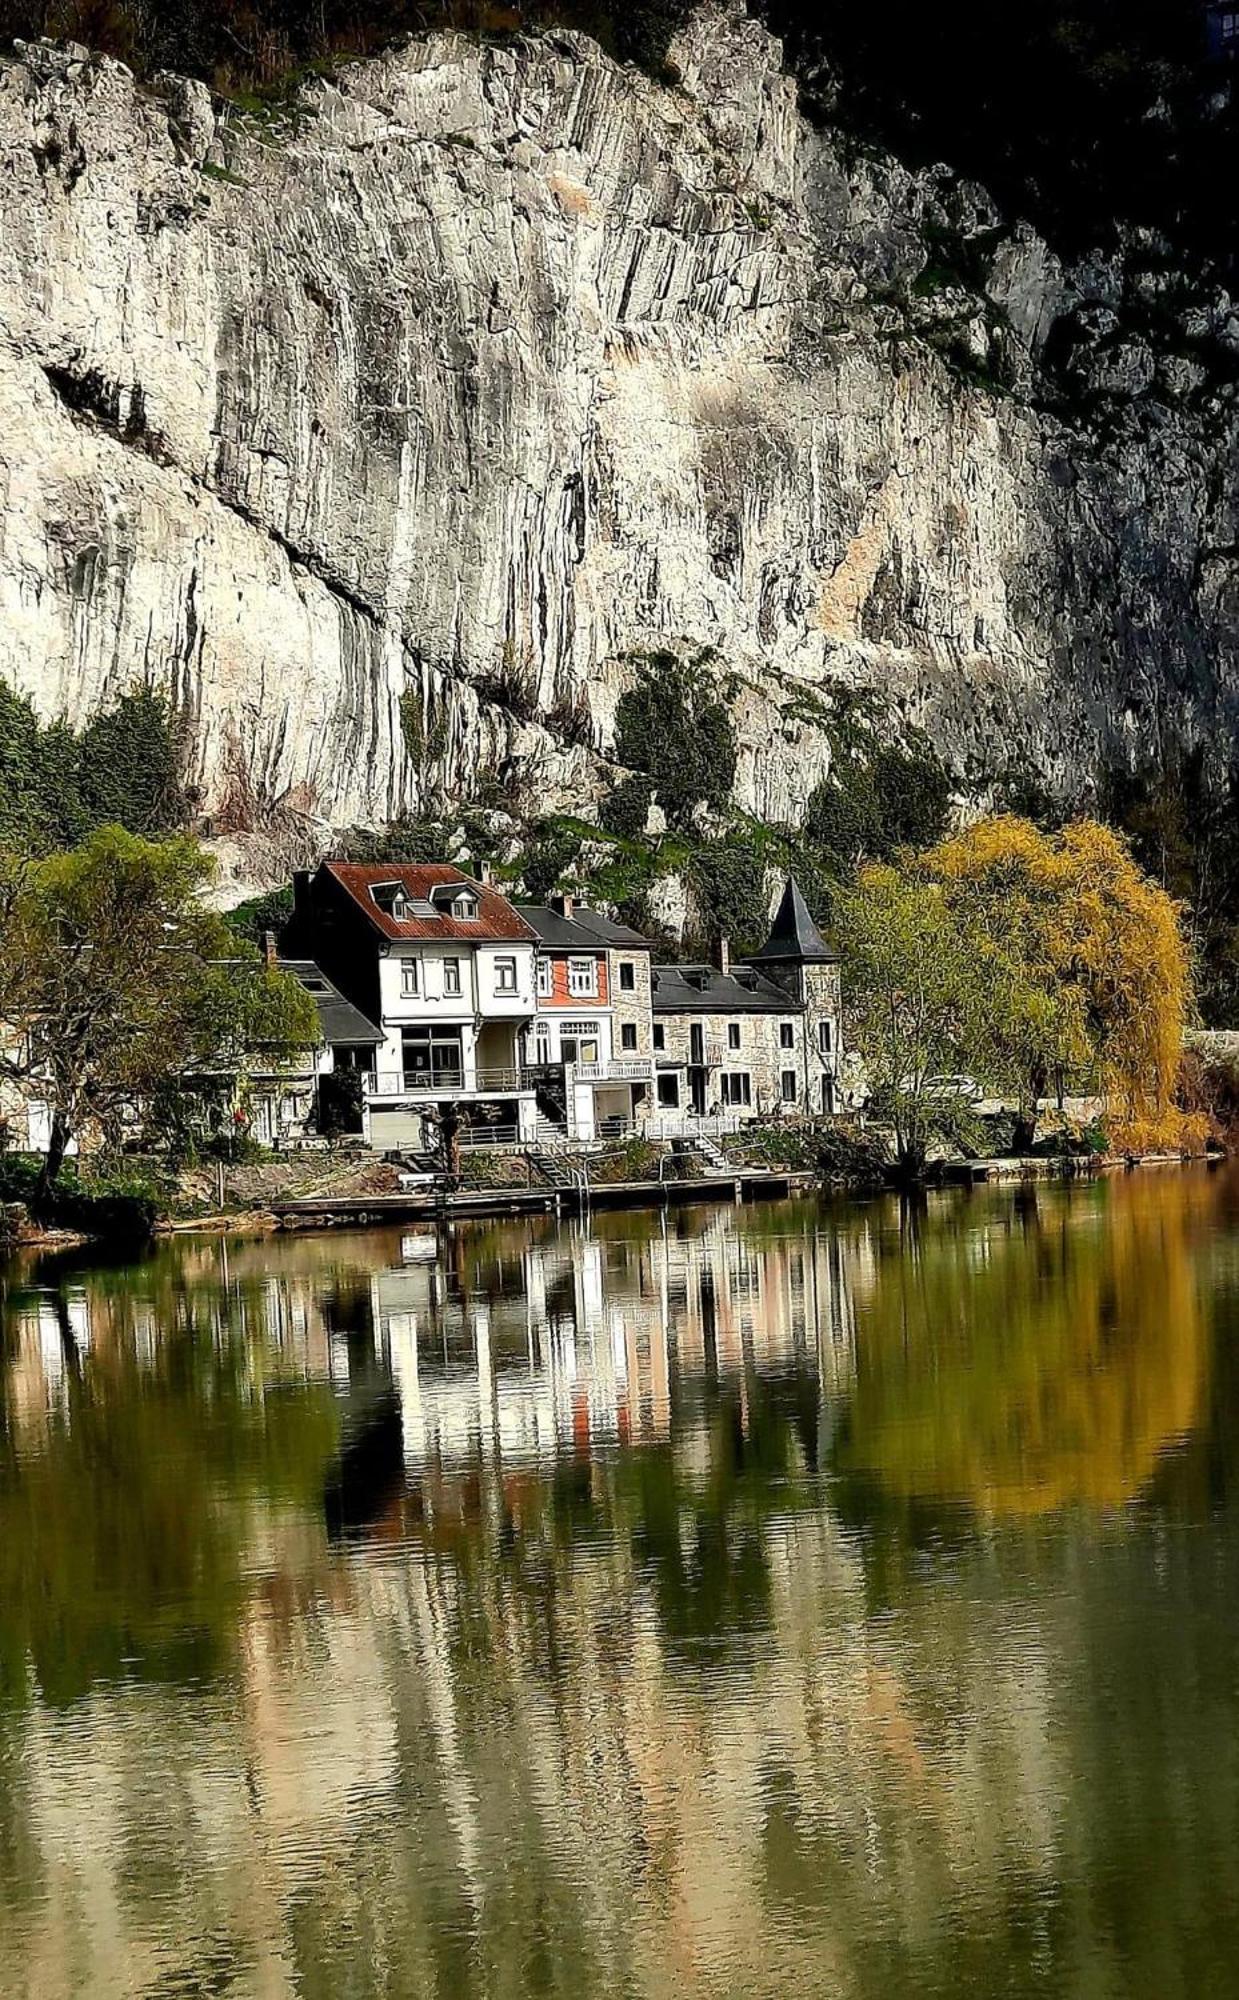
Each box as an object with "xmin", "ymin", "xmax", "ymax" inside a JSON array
[{"xmin": 366, "ymin": 1066, "xmax": 528, "ymax": 1096}]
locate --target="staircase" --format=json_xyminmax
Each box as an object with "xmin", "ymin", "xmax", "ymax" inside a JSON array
[
  {"xmin": 693, "ymin": 1134, "xmax": 732, "ymax": 1176},
  {"xmin": 526, "ymin": 1148, "xmax": 579, "ymax": 1191}
]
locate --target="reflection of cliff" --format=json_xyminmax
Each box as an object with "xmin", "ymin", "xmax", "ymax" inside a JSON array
[
  {"xmin": 1, "ymin": 1180, "xmax": 1230, "ymax": 1999},
  {"xmin": 838, "ymin": 1176, "xmax": 1211, "ymax": 1516}
]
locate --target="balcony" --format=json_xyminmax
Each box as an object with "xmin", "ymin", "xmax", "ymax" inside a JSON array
[
  {"xmin": 573, "ymin": 1058, "xmax": 655, "ymax": 1085},
  {"xmin": 366, "ymin": 1067, "xmax": 530, "ymax": 1098}
]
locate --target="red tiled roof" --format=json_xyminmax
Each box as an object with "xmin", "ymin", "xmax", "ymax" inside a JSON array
[{"xmin": 322, "ymin": 862, "xmax": 538, "ymax": 943}]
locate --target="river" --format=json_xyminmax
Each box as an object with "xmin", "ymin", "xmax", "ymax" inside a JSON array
[{"xmin": 1, "ymin": 1168, "xmax": 1237, "ymax": 1997}]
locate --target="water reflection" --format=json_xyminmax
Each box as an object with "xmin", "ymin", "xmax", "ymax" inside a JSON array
[{"xmin": 0, "ymin": 1173, "xmax": 1235, "ymax": 1998}]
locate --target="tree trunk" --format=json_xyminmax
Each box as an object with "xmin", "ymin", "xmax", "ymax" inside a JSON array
[
  {"xmin": 1012, "ymin": 1111, "xmax": 1038, "ymax": 1155},
  {"xmin": 37, "ymin": 1110, "xmax": 69, "ymax": 1206},
  {"xmin": 1013, "ymin": 1065, "xmax": 1049, "ymax": 1155}
]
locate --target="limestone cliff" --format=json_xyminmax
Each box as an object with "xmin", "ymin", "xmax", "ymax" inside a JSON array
[{"xmin": 0, "ymin": 5, "xmax": 1235, "ymax": 889}]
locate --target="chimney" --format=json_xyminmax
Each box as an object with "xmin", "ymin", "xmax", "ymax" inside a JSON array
[
  {"xmin": 263, "ymin": 929, "xmax": 278, "ymax": 971},
  {"xmin": 715, "ymin": 935, "xmax": 732, "ymax": 977},
  {"xmin": 552, "ymin": 892, "xmax": 575, "ymax": 919},
  {"xmin": 477, "ymin": 859, "xmax": 494, "ymax": 887}
]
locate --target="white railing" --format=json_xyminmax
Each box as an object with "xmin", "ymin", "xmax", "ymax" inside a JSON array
[
  {"xmin": 366, "ymin": 1066, "xmax": 528, "ymax": 1098},
  {"xmin": 573, "ymin": 1058, "xmax": 654, "ymax": 1084},
  {"xmin": 642, "ymin": 1112, "xmax": 745, "ymax": 1141}
]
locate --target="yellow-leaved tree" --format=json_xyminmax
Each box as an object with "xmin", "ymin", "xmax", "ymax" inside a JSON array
[{"xmin": 922, "ymin": 815, "xmax": 1196, "ymax": 1151}]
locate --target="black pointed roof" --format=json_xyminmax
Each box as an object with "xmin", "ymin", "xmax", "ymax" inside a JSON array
[{"xmin": 751, "ymin": 876, "xmax": 839, "ymax": 966}]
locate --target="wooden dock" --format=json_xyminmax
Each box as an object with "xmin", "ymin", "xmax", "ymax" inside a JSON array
[{"xmin": 270, "ymin": 1168, "xmax": 815, "ymax": 1229}]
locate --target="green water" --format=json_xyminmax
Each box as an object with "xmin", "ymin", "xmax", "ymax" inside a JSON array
[{"xmin": 1, "ymin": 1168, "xmax": 1238, "ymax": 1997}]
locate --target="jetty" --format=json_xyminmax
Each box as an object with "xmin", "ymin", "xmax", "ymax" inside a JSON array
[{"xmin": 270, "ymin": 1166, "xmax": 816, "ymax": 1229}]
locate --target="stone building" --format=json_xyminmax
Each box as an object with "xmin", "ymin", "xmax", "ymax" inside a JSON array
[{"xmin": 651, "ymin": 879, "xmax": 842, "ymax": 1127}]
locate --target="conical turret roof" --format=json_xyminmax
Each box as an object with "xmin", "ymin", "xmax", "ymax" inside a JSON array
[{"xmin": 751, "ymin": 876, "xmax": 839, "ymax": 965}]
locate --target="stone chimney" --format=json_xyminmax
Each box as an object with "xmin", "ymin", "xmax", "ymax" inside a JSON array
[
  {"xmin": 552, "ymin": 891, "xmax": 575, "ymax": 918},
  {"xmin": 263, "ymin": 929, "xmax": 278, "ymax": 971},
  {"xmin": 476, "ymin": 859, "xmax": 494, "ymax": 887},
  {"xmin": 715, "ymin": 935, "xmax": 731, "ymax": 977}
]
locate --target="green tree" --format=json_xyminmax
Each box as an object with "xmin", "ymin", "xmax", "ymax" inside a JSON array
[
  {"xmin": 0, "ymin": 681, "xmax": 188, "ymax": 854},
  {"xmin": 614, "ymin": 652, "xmax": 737, "ymax": 831},
  {"xmin": 836, "ymin": 862, "xmax": 1034, "ymax": 1176},
  {"xmin": 0, "ymin": 827, "xmax": 318, "ymax": 1190},
  {"xmin": 804, "ymin": 737, "xmax": 952, "ymax": 878}
]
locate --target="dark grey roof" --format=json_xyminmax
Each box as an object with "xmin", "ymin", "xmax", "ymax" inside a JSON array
[
  {"xmin": 567, "ymin": 907, "xmax": 653, "ymax": 951},
  {"xmin": 750, "ymin": 876, "xmax": 839, "ymax": 966},
  {"xmin": 280, "ymin": 959, "xmax": 383, "ymax": 1045},
  {"xmin": 652, "ymin": 963, "xmax": 798, "ymax": 1015},
  {"xmin": 516, "ymin": 904, "xmax": 609, "ymax": 950}
]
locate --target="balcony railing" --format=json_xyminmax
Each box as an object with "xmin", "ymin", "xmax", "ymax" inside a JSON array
[
  {"xmin": 366, "ymin": 1066, "xmax": 528, "ymax": 1098},
  {"xmin": 573, "ymin": 1058, "xmax": 654, "ymax": 1084}
]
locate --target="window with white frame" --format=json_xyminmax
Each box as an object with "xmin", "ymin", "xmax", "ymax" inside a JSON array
[
  {"xmin": 536, "ymin": 957, "xmax": 553, "ymax": 997},
  {"xmin": 780, "ymin": 1021, "xmax": 794, "ymax": 1049},
  {"xmin": 721, "ymin": 1073, "xmax": 752, "ymax": 1107},
  {"xmin": 781, "ymin": 1069, "xmax": 797, "ymax": 1103},
  {"xmin": 568, "ymin": 957, "xmax": 597, "ymax": 997},
  {"xmin": 450, "ymin": 893, "xmax": 479, "ymax": 920},
  {"xmin": 494, "ymin": 956, "xmax": 517, "ymax": 994},
  {"xmin": 443, "ymin": 958, "xmax": 462, "ymax": 996},
  {"xmin": 727, "ymin": 1022, "xmax": 742, "ymax": 1051},
  {"xmin": 401, "ymin": 959, "xmax": 420, "ymax": 997}
]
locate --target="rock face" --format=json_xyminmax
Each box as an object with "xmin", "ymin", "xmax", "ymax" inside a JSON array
[{"xmin": 0, "ymin": 6, "xmax": 1237, "ymax": 885}]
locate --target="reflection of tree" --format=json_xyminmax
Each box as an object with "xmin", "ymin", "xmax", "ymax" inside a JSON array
[
  {"xmin": 0, "ymin": 1277, "xmax": 340, "ymax": 1707},
  {"xmin": 837, "ymin": 1177, "xmax": 1209, "ymax": 1516}
]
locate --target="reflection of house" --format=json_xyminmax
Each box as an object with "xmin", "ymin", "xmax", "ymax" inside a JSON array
[
  {"xmin": 652, "ymin": 879, "xmax": 842, "ymax": 1126},
  {"xmin": 517, "ymin": 896, "xmax": 655, "ymax": 1141},
  {"xmin": 286, "ymin": 862, "xmax": 541, "ymax": 1151}
]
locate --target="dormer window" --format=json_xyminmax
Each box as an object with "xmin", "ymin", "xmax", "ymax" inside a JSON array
[
  {"xmin": 371, "ymin": 882, "xmax": 410, "ymax": 921},
  {"xmin": 430, "ymin": 882, "xmax": 480, "ymax": 920}
]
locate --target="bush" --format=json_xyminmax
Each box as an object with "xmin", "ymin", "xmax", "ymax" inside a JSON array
[{"xmin": 0, "ymin": 1154, "xmax": 164, "ymax": 1239}]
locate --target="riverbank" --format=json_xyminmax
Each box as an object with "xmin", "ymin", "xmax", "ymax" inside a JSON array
[{"xmin": 0, "ymin": 1128, "xmax": 1223, "ymax": 1251}]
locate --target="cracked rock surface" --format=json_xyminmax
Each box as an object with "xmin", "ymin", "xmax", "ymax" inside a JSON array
[{"xmin": 0, "ymin": 6, "xmax": 1237, "ymax": 884}]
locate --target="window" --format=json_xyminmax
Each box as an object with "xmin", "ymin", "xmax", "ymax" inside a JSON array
[
  {"xmin": 536, "ymin": 958, "xmax": 553, "ymax": 997},
  {"xmin": 727, "ymin": 1022, "xmax": 742, "ymax": 1051},
  {"xmin": 780, "ymin": 1022, "xmax": 794, "ymax": 1050},
  {"xmin": 619, "ymin": 961, "xmax": 636, "ymax": 992},
  {"xmin": 818, "ymin": 1019, "xmax": 833, "ymax": 1055},
  {"xmin": 443, "ymin": 958, "xmax": 461, "ymax": 996},
  {"xmin": 568, "ymin": 957, "xmax": 597, "ymax": 997},
  {"xmin": 621, "ymin": 1023, "xmax": 637, "ymax": 1052},
  {"xmin": 721, "ymin": 1073, "xmax": 752, "ymax": 1107},
  {"xmin": 781, "ymin": 1070, "xmax": 797, "ymax": 1103},
  {"xmin": 371, "ymin": 882, "xmax": 409, "ymax": 920},
  {"xmin": 494, "ymin": 956, "xmax": 517, "ymax": 994},
  {"xmin": 401, "ymin": 960, "xmax": 420, "ymax": 996},
  {"xmin": 657, "ymin": 1074, "xmax": 680, "ymax": 1108},
  {"xmin": 652, "ymin": 1023, "xmax": 665, "ymax": 1052},
  {"xmin": 450, "ymin": 893, "xmax": 479, "ymax": 920}
]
